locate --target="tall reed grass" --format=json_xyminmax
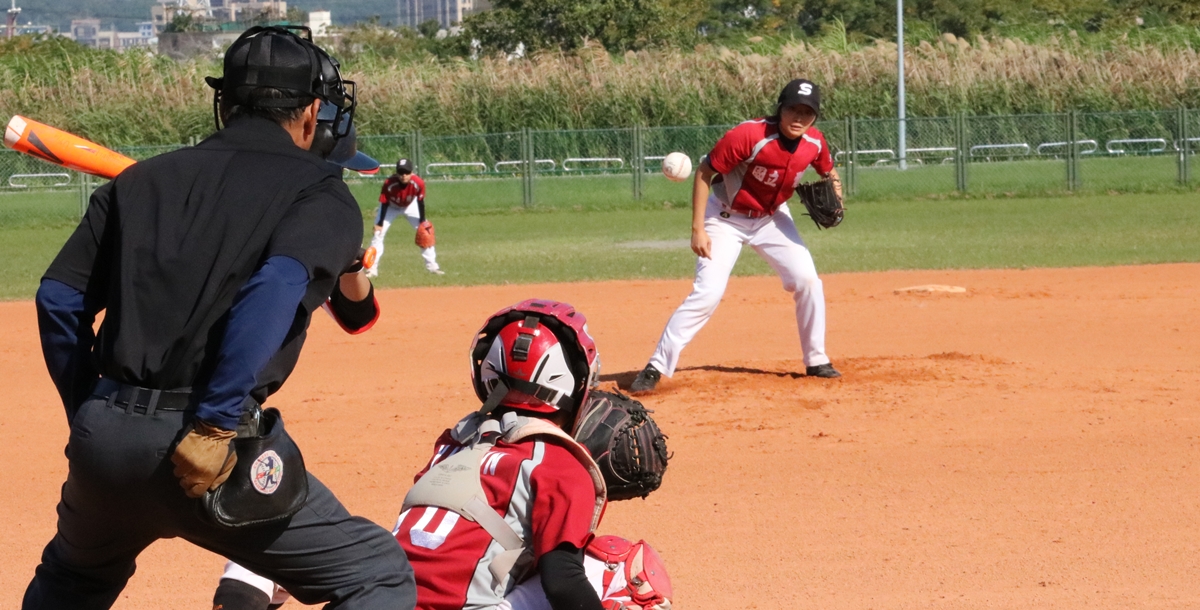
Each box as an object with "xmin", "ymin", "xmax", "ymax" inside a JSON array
[{"xmin": 0, "ymin": 31, "xmax": 1197, "ymax": 146}]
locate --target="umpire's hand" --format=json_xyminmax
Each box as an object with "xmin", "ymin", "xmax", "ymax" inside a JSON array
[{"xmin": 171, "ymin": 420, "xmax": 238, "ymax": 498}]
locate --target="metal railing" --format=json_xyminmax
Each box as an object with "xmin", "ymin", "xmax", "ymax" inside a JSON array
[{"xmin": 2, "ymin": 109, "xmax": 1198, "ymax": 224}]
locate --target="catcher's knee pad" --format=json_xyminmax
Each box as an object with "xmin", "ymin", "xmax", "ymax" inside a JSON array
[{"xmin": 586, "ymin": 536, "xmax": 673, "ymax": 610}]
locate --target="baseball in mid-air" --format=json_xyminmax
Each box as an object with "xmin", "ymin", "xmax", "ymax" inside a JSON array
[{"xmin": 661, "ymin": 152, "xmax": 693, "ymax": 182}]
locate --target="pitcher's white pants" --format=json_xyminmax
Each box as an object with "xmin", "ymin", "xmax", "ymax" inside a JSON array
[
  {"xmin": 371, "ymin": 201, "xmax": 440, "ymax": 272},
  {"xmin": 648, "ymin": 196, "xmax": 830, "ymax": 376}
]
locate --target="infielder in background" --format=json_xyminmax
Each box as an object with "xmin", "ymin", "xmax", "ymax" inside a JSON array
[
  {"xmin": 631, "ymin": 78, "xmax": 842, "ymax": 393},
  {"xmin": 368, "ymin": 158, "xmax": 444, "ymax": 277}
]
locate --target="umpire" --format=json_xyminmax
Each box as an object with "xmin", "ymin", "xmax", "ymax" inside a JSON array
[{"xmin": 23, "ymin": 27, "xmax": 415, "ymax": 609}]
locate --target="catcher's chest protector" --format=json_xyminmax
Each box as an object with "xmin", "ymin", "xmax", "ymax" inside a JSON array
[
  {"xmin": 587, "ymin": 535, "xmax": 674, "ymax": 610},
  {"xmin": 402, "ymin": 412, "xmax": 606, "ymax": 592}
]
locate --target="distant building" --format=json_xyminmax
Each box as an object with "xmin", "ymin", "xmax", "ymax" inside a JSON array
[
  {"xmin": 397, "ymin": 0, "xmax": 489, "ymax": 30},
  {"xmin": 150, "ymin": 0, "xmax": 285, "ymax": 33},
  {"xmin": 308, "ymin": 10, "xmax": 331, "ymax": 36},
  {"xmin": 151, "ymin": 0, "xmax": 210, "ymax": 33},
  {"xmin": 213, "ymin": 1, "xmax": 287, "ymax": 25},
  {"xmin": 14, "ymin": 23, "xmax": 54, "ymax": 36},
  {"xmin": 70, "ymin": 18, "xmax": 100, "ymax": 43},
  {"xmin": 69, "ymin": 18, "xmax": 156, "ymax": 50}
]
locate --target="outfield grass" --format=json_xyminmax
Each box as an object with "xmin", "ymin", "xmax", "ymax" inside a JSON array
[
  {"xmin": 360, "ymin": 192, "xmax": 1200, "ymax": 289},
  {"xmin": 3, "ymin": 185, "xmax": 1197, "ymax": 299}
]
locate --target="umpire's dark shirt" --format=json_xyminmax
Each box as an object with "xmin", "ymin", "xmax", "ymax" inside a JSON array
[{"xmin": 43, "ymin": 117, "xmax": 362, "ymax": 402}]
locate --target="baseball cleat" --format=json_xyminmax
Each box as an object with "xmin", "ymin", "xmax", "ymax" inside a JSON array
[
  {"xmin": 805, "ymin": 363, "xmax": 841, "ymax": 378},
  {"xmin": 428, "ymin": 268, "xmax": 445, "ymax": 275},
  {"xmin": 630, "ymin": 364, "xmax": 662, "ymax": 392}
]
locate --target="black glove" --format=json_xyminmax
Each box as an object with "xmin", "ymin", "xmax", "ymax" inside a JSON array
[
  {"xmin": 573, "ymin": 390, "xmax": 670, "ymax": 501},
  {"xmin": 795, "ymin": 176, "xmax": 845, "ymax": 229}
]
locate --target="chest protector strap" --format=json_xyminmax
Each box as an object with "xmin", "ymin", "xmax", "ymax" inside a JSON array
[{"xmin": 401, "ymin": 412, "xmax": 607, "ymax": 589}]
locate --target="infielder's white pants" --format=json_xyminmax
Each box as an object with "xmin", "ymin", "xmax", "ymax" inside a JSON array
[
  {"xmin": 648, "ymin": 196, "xmax": 830, "ymax": 376},
  {"xmin": 371, "ymin": 201, "xmax": 440, "ymax": 272}
]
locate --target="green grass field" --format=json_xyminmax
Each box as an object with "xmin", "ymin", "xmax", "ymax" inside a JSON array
[{"xmin": 2, "ymin": 181, "xmax": 1197, "ymax": 299}]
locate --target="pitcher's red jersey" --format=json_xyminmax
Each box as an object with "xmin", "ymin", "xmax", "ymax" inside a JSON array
[{"xmin": 708, "ymin": 118, "xmax": 833, "ymax": 216}]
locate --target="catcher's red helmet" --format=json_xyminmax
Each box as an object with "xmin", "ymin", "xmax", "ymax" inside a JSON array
[{"xmin": 471, "ymin": 299, "xmax": 600, "ymax": 416}]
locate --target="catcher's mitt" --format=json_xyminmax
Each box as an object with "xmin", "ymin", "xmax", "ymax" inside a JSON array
[
  {"xmin": 415, "ymin": 220, "xmax": 436, "ymax": 248},
  {"xmin": 574, "ymin": 390, "xmax": 670, "ymax": 501},
  {"xmin": 795, "ymin": 176, "xmax": 844, "ymax": 229}
]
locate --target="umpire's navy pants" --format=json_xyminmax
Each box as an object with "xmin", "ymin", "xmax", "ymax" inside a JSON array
[{"xmin": 22, "ymin": 396, "xmax": 416, "ymax": 610}]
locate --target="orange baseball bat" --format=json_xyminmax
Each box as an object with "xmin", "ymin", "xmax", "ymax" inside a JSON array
[{"xmin": 4, "ymin": 115, "xmax": 136, "ymax": 179}]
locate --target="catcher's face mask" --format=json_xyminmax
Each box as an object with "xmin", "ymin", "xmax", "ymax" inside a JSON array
[{"xmin": 471, "ymin": 299, "xmax": 600, "ymax": 417}]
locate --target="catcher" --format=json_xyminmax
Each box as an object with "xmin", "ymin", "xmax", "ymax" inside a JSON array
[
  {"xmin": 366, "ymin": 158, "xmax": 444, "ymax": 277},
  {"xmin": 213, "ymin": 300, "xmax": 672, "ymax": 610},
  {"xmin": 631, "ymin": 78, "xmax": 844, "ymax": 393}
]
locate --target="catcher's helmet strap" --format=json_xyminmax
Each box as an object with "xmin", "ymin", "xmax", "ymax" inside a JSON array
[
  {"xmin": 478, "ymin": 380, "xmax": 509, "ymax": 416},
  {"xmin": 484, "ymin": 372, "xmax": 571, "ymax": 413}
]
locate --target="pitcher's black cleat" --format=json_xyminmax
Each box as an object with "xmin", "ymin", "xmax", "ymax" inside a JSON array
[
  {"xmin": 630, "ymin": 364, "xmax": 663, "ymax": 392},
  {"xmin": 805, "ymin": 363, "xmax": 841, "ymax": 378}
]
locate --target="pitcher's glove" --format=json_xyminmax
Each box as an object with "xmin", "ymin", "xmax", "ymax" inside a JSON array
[
  {"xmin": 415, "ymin": 221, "xmax": 436, "ymax": 248},
  {"xmin": 796, "ymin": 176, "xmax": 844, "ymax": 229},
  {"xmin": 573, "ymin": 390, "xmax": 670, "ymax": 501}
]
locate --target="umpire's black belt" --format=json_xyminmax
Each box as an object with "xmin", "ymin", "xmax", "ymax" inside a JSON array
[{"xmin": 94, "ymin": 378, "xmax": 193, "ymax": 415}]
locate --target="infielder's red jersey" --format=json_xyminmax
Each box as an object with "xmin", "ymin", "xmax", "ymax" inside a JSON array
[
  {"xmin": 394, "ymin": 429, "xmax": 597, "ymax": 610},
  {"xmin": 707, "ymin": 118, "xmax": 834, "ymax": 216},
  {"xmin": 379, "ymin": 174, "xmax": 425, "ymax": 206}
]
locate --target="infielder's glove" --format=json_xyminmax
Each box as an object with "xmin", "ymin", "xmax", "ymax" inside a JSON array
[
  {"xmin": 415, "ymin": 220, "xmax": 436, "ymax": 248},
  {"xmin": 573, "ymin": 390, "xmax": 670, "ymax": 501},
  {"xmin": 795, "ymin": 176, "xmax": 844, "ymax": 229}
]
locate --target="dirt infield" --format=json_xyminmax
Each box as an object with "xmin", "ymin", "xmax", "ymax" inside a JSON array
[{"xmin": 3, "ymin": 264, "xmax": 1199, "ymax": 609}]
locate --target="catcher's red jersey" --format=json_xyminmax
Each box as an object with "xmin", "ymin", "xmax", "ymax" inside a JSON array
[
  {"xmin": 394, "ymin": 429, "xmax": 597, "ymax": 610},
  {"xmin": 379, "ymin": 174, "xmax": 425, "ymax": 206},
  {"xmin": 707, "ymin": 118, "xmax": 833, "ymax": 216}
]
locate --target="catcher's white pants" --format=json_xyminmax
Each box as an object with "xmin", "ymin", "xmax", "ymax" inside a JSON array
[
  {"xmin": 648, "ymin": 195, "xmax": 830, "ymax": 376},
  {"xmin": 220, "ymin": 561, "xmax": 292, "ymax": 606},
  {"xmin": 499, "ymin": 554, "xmax": 632, "ymax": 610},
  {"xmin": 371, "ymin": 201, "xmax": 440, "ymax": 272},
  {"xmin": 220, "ymin": 554, "xmax": 629, "ymax": 610}
]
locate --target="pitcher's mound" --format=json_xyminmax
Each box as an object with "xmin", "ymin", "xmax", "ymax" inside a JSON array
[{"xmin": 895, "ymin": 284, "xmax": 967, "ymax": 294}]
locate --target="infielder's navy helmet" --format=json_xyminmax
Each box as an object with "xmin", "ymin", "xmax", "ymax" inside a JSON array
[{"xmin": 777, "ymin": 78, "xmax": 820, "ymax": 116}]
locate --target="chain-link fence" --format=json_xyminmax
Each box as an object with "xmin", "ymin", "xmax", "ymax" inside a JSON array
[{"xmin": 4, "ymin": 110, "xmax": 1199, "ymax": 226}]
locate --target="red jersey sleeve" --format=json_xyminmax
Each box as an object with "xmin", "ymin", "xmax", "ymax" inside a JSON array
[
  {"xmin": 811, "ymin": 129, "xmax": 834, "ymax": 175},
  {"xmin": 413, "ymin": 176, "xmax": 426, "ymax": 201},
  {"xmin": 706, "ymin": 122, "xmax": 760, "ymax": 175},
  {"xmin": 378, "ymin": 176, "xmax": 391, "ymax": 204},
  {"xmin": 529, "ymin": 442, "xmax": 597, "ymax": 558}
]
